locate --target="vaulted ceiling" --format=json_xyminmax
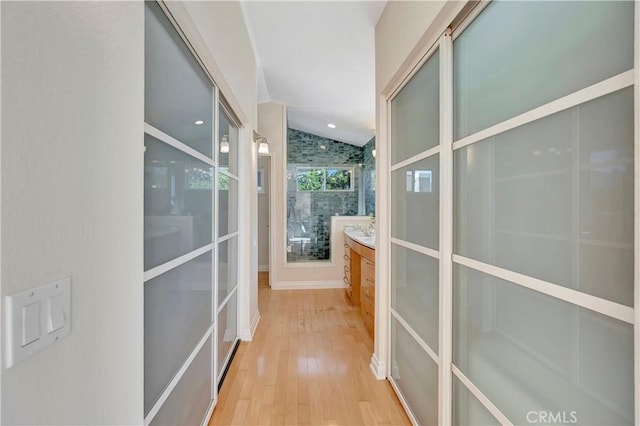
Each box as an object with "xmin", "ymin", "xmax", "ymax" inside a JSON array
[{"xmin": 241, "ymin": 1, "xmax": 386, "ymax": 146}]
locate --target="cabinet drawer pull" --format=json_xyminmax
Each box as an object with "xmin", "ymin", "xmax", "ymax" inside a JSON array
[{"xmin": 344, "ymin": 254, "xmax": 350, "ymax": 261}]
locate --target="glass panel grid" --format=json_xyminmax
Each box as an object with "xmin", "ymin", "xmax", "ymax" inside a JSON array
[
  {"xmin": 391, "ymin": 49, "xmax": 440, "ymax": 165},
  {"xmin": 144, "ymin": 252, "xmax": 212, "ymax": 414},
  {"xmin": 391, "ymin": 154, "xmax": 440, "ymax": 251},
  {"xmin": 218, "ymin": 106, "xmax": 239, "ymax": 176},
  {"xmin": 217, "ymin": 237, "xmax": 238, "ymax": 307},
  {"xmin": 144, "ymin": 2, "xmax": 216, "ymax": 423},
  {"xmin": 218, "ymin": 171, "xmax": 238, "ymax": 237},
  {"xmin": 453, "ymin": 263, "xmax": 634, "ymax": 425},
  {"xmin": 144, "ymin": 134, "xmax": 213, "ymax": 271},
  {"xmin": 391, "ymin": 316, "xmax": 439, "ymax": 425},
  {"xmin": 145, "ymin": 2, "xmax": 214, "ymax": 158},
  {"xmin": 387, "ymin": 1, "xmax": 636, "ymax": 426},
  {"xmin": 391, "ymin": 243, "xmax": 439, "ymax": 353},
  {"xmin": 453, "ymin": 375, "xmax": 500, "ymax": 426},
  {"xmin": 217, "ymin": 291, "xmax": 238, "ymax": 377},
  {"xmin": 149, "ymin": 336, "xmax": 213, "ymax": 426},
  {"xmin": 453, "ymin": 87, "xmax": 634, "ymax": 306},
  {"xmin": 453, "ymin": 0, "xmax": 634, "ymax": 140}
]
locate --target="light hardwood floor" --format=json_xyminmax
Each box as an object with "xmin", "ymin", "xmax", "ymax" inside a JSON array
[
  {"xmin": 258, "ymin": 271, "xmax": 269, "ymax": 288},
  {"xmin": 209, "ymin": 284, "xmax": 410, "ymax": 425}
]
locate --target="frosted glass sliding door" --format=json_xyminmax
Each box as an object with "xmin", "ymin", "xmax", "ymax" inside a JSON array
[
  {"xmin": 450, "ymin": 1, "xmax": 635, "ymax": 425},
  {"xmin": 387, "ymin": 1, "xmax": 636, "ymax": 424},
  {"xmin": 144, "ymin": 2, "xmax": 215, "ymax": 423},
  {"xmin": 453, "ymin": 1, "xmax": 634, "ymax": 140},
  {"xmin": 150, "ymin": 337, "xmax": 213, "ymax": 426},
  {"xmin": 453, "ymin": 265, "xmax": 633, "ymax": 425},
  {"xmin": 216, "ymin": 105, "xmax": 240, "ymax": 384},
  {"xmin": 389, "ymin": 48, "xmax": 441, "ymax": 424}
]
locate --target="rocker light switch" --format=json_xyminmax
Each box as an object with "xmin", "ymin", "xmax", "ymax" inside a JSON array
[
  {"xmin": 47, "ymin": 293, "xmax": 66, "ymax": 332},
  {"xmin": 21, "ymin": 302, "xmax": 41, "ymax": 346}
]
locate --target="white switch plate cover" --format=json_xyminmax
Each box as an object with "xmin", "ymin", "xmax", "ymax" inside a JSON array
[{"xmin": 5, "ymin": 277, "xmax": 71, "ymax": 368}]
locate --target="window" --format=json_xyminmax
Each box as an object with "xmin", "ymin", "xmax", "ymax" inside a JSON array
[
  {"xmin": 218, "ymin": 170, "xmax": 229, "ymax": 191},
  {"xmin": 296, "ymin": 167, "xmax": 353, "ymax": 192},
  {"xmin": 186, "ymin": 166, "xmax": 213, "ymax": 190},
  {"xmin": 257, "ymin": 169, "xmax": 265, "ymax": 193},
  {"xmin": 405, "ymin": 170, "xmax": 433, "ymax": 193}
]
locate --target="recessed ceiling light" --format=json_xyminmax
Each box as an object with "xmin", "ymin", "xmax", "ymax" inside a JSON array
[
  {"xmin": 320, "ymin": 145, "xmax": 326, "ymax": 150},
  {"xmin": 327, "ymin": 123, "xmax": 336, "ymax": 129},
  {"xmin": 195, "ymin": 120, "xmax": 204, "ymax": 125}
]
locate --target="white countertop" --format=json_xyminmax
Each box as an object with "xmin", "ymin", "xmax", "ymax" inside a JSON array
[{"xmin": 344, "ymin": 228, "xmax": 375, "ymax": 249}]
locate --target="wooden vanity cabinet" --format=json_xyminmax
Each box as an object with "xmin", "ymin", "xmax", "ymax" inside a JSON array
[
  {"xmin": 360, "ymin": 257, "xmax": 375, "ymax": 336},
  {"xmin": 343, "ymin": 241, "xmax": 361, "ymax": 306},
  {"xmin": 344, "ymin": 234, "xmax": 375, "ymax": 336}
]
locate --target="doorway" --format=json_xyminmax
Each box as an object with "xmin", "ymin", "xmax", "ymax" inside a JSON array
[{"xmin": 257, "ymin": 155, "xmax": 271, "ymax": 287}]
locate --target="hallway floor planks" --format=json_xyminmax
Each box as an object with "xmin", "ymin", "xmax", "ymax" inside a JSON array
[{"xmin": 209, "ymin": 287, "xmax": 410, "ymax": 425}]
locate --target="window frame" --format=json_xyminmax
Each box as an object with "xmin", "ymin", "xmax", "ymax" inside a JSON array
[{"xmin": 295, "ymin": 166, "xmax": 355, "ymax": 192}]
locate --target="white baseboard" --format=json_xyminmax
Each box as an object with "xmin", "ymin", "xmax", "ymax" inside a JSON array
[
  {"xmin": 241, "ymin": 309, "xmax": 261, "ymax": 341},
  {"xmin": 258, "ymin": 264, "xmax": 269, "ymax": 272},
  {"xmin": 272, "ymin": 280, "xmax": 345, "ymax": 290},
  {"xmin": 370, "ymin": 353, "xmax": 386, "ymax": 380},
  {"xmin": 250, "ymin": 309, "xmax": 261, "ymax": 337}
]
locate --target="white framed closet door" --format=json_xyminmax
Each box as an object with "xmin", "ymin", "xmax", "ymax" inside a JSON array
[
  {"xmin": 389, "ymin": 46, "xmax": 441, "ymax": 425},
  {"xmin": 143, "ymin": 2, "xmax": 216, "ymax": 424},
  {"xmin": 386, "ymin": 1, "xmax": 637, "ymax": 425},
  {"xmin": 451, "ymin": 1, "xmax": 635, "ymax": 424},
  {"xmin": 216, "ymin": 104, "xmax": 240, "ymax": 385}
]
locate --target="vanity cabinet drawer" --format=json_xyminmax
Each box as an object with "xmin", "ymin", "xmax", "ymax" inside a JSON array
[
  {"xmin": 362, "ymin": 258, "xmax": 375, "ymax": 283},
  {"xmin": 361, "ymin": 282, "xmax": 375, "ymax": 304},
  {"xmin": 361, "ymin": 296, "xmax": 375, "ymax": 336},
  {"xmin": 343, "ymin": 244, "xmax": 361, "ymax": 306}
]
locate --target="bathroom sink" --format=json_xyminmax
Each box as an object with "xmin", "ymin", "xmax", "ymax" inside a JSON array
[
  {"xmin": 344, "ymin": 228, "xmax": 375, "ymax": 248},
  {"xmin": 346, "ymin": 229, "xmax": 366, "ymax": 237},
  {"xmin": 359, "ymin": 236, "xmax": 375, "ymax": 246}
]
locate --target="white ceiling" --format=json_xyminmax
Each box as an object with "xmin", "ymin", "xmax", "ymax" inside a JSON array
[{"xmin": 241, "ymin": 1, "xmax": 386, "ymax": 147}]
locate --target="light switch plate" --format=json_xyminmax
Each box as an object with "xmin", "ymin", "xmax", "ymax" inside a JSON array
[
  {"xmin": 5, "ymin": 277, "xmax": 71, "ymax": 368},
  {"xmin": 21, "ymin": 302, "xmax": 41, "ymax": 346}
]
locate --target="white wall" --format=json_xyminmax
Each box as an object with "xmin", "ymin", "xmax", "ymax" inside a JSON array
[
  {"xmin": 257, "ymin": 103, "xmax": 286, "ymax": 285},
  {"xmin": 258, "ymin": 156, "xmax": 270, "ymax": 270},
  {"xmin": 1, "ymin": 2, "xmax": 144, "ymax": 424},
  {"xmin": 375, "ymin": 1, "xmax": 448, "ymax": 95},
  {"xmin": 169, "ymin": 1, "xmax": 260, "ymax": 339}
]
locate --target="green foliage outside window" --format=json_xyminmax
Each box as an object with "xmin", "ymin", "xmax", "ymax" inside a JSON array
[
  {"xmin": 186, "ymin": 166, "xmax": 212, "ymax": 190},
  {"xmin": 296, "ymin": 167, "xmax": 353, "ymax": 192},
  {"xmin": 218, "ymin": 172, "xmax": 229, "ymax": 190},
  {"xmin": 297, "ymin": 169, "xmax": 324, "ymax": 191},
  {"xmin": 326, "ymin": 169, "xmax": 351, "ymax": 190}
]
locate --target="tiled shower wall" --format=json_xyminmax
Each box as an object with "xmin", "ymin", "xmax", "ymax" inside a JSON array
[
  {"xmin": 287, "ymin": 128, "xmax": 375, "ymax": 262},
  {"xmin": 362, "ymin": 137, "xmax": 376, "ymax": 216}
]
